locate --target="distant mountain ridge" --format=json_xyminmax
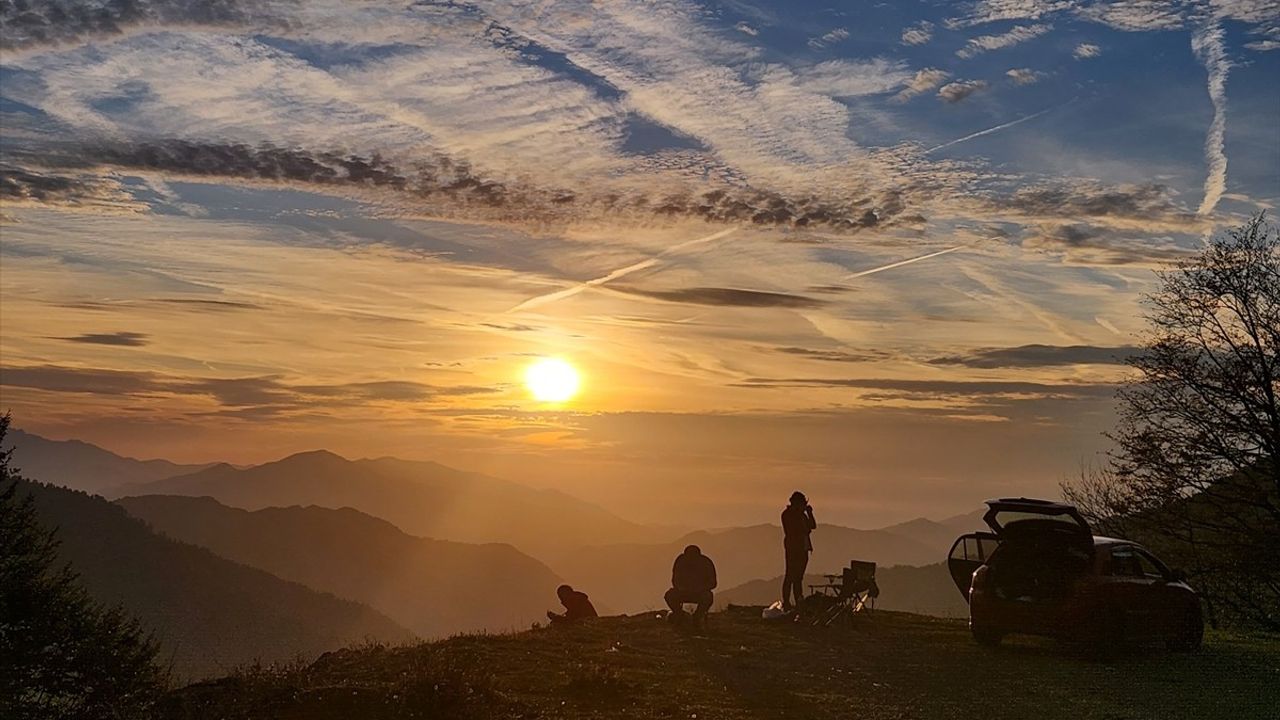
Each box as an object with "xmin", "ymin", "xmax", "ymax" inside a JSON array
[
  {"xmin": 3, "ymin": 428, "xmax": 210, "ymax": 495},
  {"xmin": 120, "ymin": 449, "xmax": 664, "ymax": 556},
  {"xmin": 19, "ymin": 480, "xmax": 413, "ymax": 679},
  {"xmin": 117, "ymin": 495, "xmax": 567, "ymax": 637}
]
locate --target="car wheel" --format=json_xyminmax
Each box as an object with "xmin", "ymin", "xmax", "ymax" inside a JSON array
[
  {"xmin": 971, "ymin": 622, "xmax": 1003, "ymax": 647},
  {"xmin": 1167, "ymin": 606, "xmax": 1203, "ymax": 653}
]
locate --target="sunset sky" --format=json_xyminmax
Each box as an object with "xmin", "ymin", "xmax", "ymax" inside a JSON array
[{"xmin": 2, "ymin": 0, "xmax": 1278, "ymax": 527}]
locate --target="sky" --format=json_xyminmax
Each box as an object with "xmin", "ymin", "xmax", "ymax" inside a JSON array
[{"xmin": 1, "ymin": 0, "xmax": 1278, "ymax": 528}]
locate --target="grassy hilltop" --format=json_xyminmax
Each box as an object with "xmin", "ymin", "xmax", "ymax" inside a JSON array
[{"xmin": 161, "ymin": 608, "xmax": 1278, "ymax": 720}]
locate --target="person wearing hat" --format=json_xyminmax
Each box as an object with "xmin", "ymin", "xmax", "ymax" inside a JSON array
[{"xmin": 781, "ymin": 491, "xmax": 817, "ymax": 611}]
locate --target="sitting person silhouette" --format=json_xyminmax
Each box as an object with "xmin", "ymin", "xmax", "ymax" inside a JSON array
[
  {"xmin": 546, "ymin": 584, "xmax": 598, "ymax": 624},
  {"xmin": 664, "ymin": 544, "xmax": 717, "ymax": 625}
]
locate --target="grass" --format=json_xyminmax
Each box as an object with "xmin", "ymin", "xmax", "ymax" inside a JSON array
[{"xmin": 160, "ymin": 608, "xmax": 1280, "ymax": 720}]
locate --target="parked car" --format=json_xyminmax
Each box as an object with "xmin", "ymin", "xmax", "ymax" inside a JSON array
[{"xmin": 947, "ymin": 498, "xmax": 1203, "ymax": 651}]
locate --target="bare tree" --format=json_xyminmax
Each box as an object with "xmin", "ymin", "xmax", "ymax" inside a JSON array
[{"xmin": 1066, "ymin": 214, "xmax": 1280, "ymax": 630}]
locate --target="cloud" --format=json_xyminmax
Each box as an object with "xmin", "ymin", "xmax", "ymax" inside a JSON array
[
  {"xmin": 773, "ymin": 346, "xmax": 892, "ymax": 363},
  {"xmin": 1019, "ymin": 222, "xmax": 1194, "ymax": 265},
  {"xmin": 928, "ymin": 344, "xmax": 1140, "ymax": 368},
  {"xmin": 0, "ymin": 364, "xmax": 500, "ymax": 410},
  {"xmin": 1073, "ymin": 42, "xmax": 1102, "ymax": 59},
  {"xmin": 893, "ymin": 68, "xmax": 950, "ymax": 102},
  {"xmin": 1245, "ymin": 38, "xmax": 1280, "ymax": 51},
  {"xmin": 734, "ymin": 22, "xmax": 758, "ymax": 36},
  {"xmin": 1006, "ymin": 68, "xmax": 1044, "ymax": 85},
  {"xmin": 13, "ymin": 139, "xmax": 919, "ymax": 231},
  {"xmin": 937, "ymin": 80, "xmax": 989, "ymax": 103},
  {"xmin": 0, "ymin": 165, "xmax": 143, "ymax": 211},
  {"xmin": 1075, "ymin": 1, "xmax": 1187, "ymax": 31},
  {"xmin": 807, "ymin": 27, "xmax": 849, "ymax": 50},
  {"xmin": 609, "ymin": 286, "xmax": 826, "ymax": 309},
  {"xmin": 957, "ymin": 23, "xmax": 1052, "ymax": 58},
  {"xmin": 0, "ymin": 0, "xmax": 282, "ymax": 52},
  {"xmin": 55, "ymin": 331, "xmax": 150, "ymax": 347},
  {"xmin": 999, "ymin": 183, "xmax": 1198, "ymax": 228},
  {"xmin": 901, "ymin": 21, "xmax": 934, "ymax": 46},
  {"xmin": 734, "ymin": 376, "xmax": 1119, "ymax": 398},
  {"xmin": 1191, "ymin": 22, "xmax": 1231, "ymax": 216}
]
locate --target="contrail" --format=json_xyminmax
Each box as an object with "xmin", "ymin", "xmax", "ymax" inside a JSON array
[
  {"xmin": 925, "ymin": 107, "xmax": 1052, "ymax": 154},
  {"xmin": 1192, "ymin": 21, "xmax": 1230, "ymax": 217},
  {"xmin": 845, "ymin": 245, "xmax": 963, "ymax": 279},
  {"xmin": 509, "ymin": 227, "xmax": 738, "ymax": 312}
]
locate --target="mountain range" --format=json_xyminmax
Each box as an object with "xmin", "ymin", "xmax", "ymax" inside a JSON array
[
  {"xmin": 19, "ymin": 480, "xmax": 413, "ymax": 679},
  {"xmin": 118, "ymin": 450, "xmax": 662, "ymax": 556},
  {"xmin": 9, "ymin": 428, "xmax": 988, "ymax": 677},
  {"xmin": 117, "ymin": 495, "xmax": 565, "ymax": 637},
  {"xmin": 4, "ymin": 428, "xmax": 210, "ymax": 495}
]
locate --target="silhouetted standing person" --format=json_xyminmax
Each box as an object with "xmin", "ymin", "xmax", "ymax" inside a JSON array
[
  {"xmin": 664, "ymin": 545, "xmax": 716, "ymax": 626},
  {"xmin": 547, "ymin": 584, "xmax": 598, "ymax": 624},
  {"xmin": 781, "ymin": 491, "xmax": 816, "ymax": 611}
]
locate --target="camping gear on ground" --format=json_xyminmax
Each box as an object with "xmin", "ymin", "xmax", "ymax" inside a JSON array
[
  {"xmin": 806, "ymin": 560, "xmax": 879, "ymax": 627},
  {"xmin": 762, "ymin": 600, "xmax": 788, "ymax": 620}
]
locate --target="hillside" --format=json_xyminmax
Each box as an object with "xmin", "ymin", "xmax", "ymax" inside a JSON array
[
  {"xmin": 121, "ymin": 450, "xmax": 662, "ymax": 555},
  {"xmin": 715, "ymin": 563, "xmax": 968, "ymax": 618},
  {"xmin": 4, "ymin": 429, "xmax": 208, "ymax": 495},
  {"xmin": 117, "ymin": 495, "xmax": 566, "ymax": 637},
  {"xmin": 159, "ymin": 608, "xmax": 1279, "ymax": 720},
  {"xmin": 545, "ymin": 522, "xmax": 950, "ymax": 613},
  {"xmin": 20, "ymin": 481, "xmax": 413, "ymax": 679}
]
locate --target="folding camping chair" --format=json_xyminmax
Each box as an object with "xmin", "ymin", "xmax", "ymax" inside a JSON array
[{"xmin": 807, "ymin": 560, "xmax": 879, "ymax": 627}]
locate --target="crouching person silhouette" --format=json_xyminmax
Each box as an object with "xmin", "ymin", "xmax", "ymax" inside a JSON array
[
  {"xmin": 547, "ymin": 584, "xmax": 598, "ymax": 624},
  {"xmin": 664, "ymin": 545, "xmax": 717, "ymax": 626}
]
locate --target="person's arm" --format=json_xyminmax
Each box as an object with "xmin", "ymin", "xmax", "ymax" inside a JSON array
[
  {"xmin": 806, "ymin": 506, "xmax": 817, "ymax": 530},
  {"xmin": 707, "ymin": 558, "xmax": 717, "ymax": 591},
  {"xmin": 671, "ymin": 557, "xmax": 681, "ymax": 588}
]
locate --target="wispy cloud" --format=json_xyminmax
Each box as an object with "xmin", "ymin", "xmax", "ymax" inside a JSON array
[
  {"xmin": 1006, "ymin": 68, "xmax": 1044, "ymax": 85},
  {"xmin": 929, "ymin": 344, "xmax": 1139, "ymax": 368},
  {"xmin": 610, "ymin": 286, "xmax": 825, "ymax": 309},
  {"xmin": 1191, "ymin": 21, "xmax": 1231, "ymax": 216},
  {"xmin": 807, "ymin": 27, "xmax": 849, "ymax": 50},
  {"xmin": 54, "ymin": 331, "xmax": 150, "ymax": 346},
  {"xmin": 901, "ymin": 21, "xmax": 934, "ymax": 46},
  {"xmin": 938, "ymin": 80, "xmax": 989, "ymax": 103},
  {"xmin": 893, "ymin": 68, "xmax": 950, "ymax": 102},
  {"xmin": 957, "ymin": 24, "xmax": 1052, "ymax": 59},
  {"xmin": 1073, "ymin": 42, "xmax": 1102, "ymax": 59}
]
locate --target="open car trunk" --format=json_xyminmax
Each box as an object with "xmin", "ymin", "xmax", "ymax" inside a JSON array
[{"xmin": 948, "ymin": 498, "xmax": 1093, "ymax": 602}]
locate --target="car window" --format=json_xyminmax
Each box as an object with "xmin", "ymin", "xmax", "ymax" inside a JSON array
[
  {"xmin": 1108, "ymin": 546, "xmax": 1143, "ymax": 577},
  {"xmin": 950, "ymin": 535, "xmax": 999, "ymax": 563},
  {"xmin": 1133, "ymin": 549, "xmax": 1168, "ymax": 579}
]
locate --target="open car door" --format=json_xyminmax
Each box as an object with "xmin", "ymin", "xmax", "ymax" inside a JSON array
[{"xmin": 947, "ymin": 532, "xmax": 1000, "ymax": 601}]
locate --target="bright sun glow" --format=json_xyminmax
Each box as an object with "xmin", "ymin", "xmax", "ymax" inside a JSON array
[{"xmin": 524, "ymin": 358, "xmax": 581, "ymax": 402}]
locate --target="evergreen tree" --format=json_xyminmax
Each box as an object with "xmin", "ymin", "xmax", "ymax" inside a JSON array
[{"xmin": 0, "ymin": 415, "xmax": 167, "ymax": 719}]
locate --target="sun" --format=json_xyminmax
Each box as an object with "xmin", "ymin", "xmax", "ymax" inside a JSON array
[{"xmin": 524, "ymin": 357, "xmax": 581, "ymax": 402}]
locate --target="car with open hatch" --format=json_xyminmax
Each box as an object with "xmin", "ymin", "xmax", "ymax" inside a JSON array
[{"xmin": 947, "ymin": 498, "xmax": 1203, "ymax": 652}]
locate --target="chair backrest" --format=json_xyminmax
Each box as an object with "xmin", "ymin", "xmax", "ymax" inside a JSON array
[
  {"xmin": 840, "ymin": 560, "xmax": 877, "ymax": 597},
  {"xmin": 848, "ymin": 560, "xmax": 876, "ymax": 581}
]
